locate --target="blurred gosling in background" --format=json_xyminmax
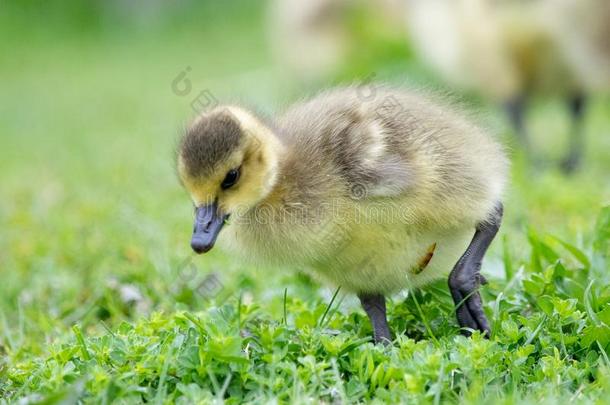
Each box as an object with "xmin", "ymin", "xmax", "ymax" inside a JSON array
[{"xmin": 406, "ymin": 0, "xmax": 610, "ymax": 173}]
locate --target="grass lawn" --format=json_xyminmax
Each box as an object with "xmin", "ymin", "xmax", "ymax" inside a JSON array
[{"xmin": 1, "ymin": 3, "xmax": 610, "ymax": 404}]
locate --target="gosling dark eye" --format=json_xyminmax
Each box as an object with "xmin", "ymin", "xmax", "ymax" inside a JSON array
[{"xmin": 221, "ymin": 168, "xmax": 240, "ymax": 189}]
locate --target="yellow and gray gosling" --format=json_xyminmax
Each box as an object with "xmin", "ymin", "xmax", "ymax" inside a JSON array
[{"xmin": 177, "ymin": 86, "xmax": 508, "ymax": 343}]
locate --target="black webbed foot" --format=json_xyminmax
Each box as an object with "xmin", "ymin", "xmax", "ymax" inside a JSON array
[{"xmin": 449, "ymin": 262, "xmax": 490, "ymax": 337}]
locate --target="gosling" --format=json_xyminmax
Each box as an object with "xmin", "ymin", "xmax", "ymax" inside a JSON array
[
  {"xmin": 177, "ymin": 85, "xmax": 508, "ymax": 343},
  {"xmin": 405, "ymin": 0, "xmax": 610, "ymax": 173}
]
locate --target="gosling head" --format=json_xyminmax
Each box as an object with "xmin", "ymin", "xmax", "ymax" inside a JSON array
[{"xmin": 177, "ymin": 106, "xmax": 283, "ymax": 254}]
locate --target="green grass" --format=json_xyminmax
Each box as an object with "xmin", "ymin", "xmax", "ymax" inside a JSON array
[{"xmin": 1, "ymin": 3, "xmax": 610, "ymax": 404}]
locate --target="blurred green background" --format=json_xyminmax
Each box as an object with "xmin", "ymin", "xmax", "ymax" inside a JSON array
[{"xmin": 0, "ymin": 0, "xmax": 609, "ymax": 401}]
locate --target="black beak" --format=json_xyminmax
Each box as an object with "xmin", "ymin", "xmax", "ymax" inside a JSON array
[{"xmin": 191, "ymin": 202, "xmax": 227, "ymax": 254}]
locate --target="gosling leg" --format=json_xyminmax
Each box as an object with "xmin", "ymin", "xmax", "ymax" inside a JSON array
[
  {"xmin": 560, "ymin": 93, "xmax": 587, "ymax": 174},
  {"xmin": 448, "ymin": 202, "xmax": 503, "ymax": 337},
  {"xmin": 358, "ymin": 293, "xmax": 391, "ymax": 344}
]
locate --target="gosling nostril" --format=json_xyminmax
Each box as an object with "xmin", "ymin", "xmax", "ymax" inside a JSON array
[{"xmin": 194, "ymin": 221, "xmax": 212, "ymax": 234}]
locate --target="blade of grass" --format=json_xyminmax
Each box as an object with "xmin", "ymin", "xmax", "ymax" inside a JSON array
[
  {"xmin": 154, "ymin": 348, "xmax": 171, "ymax": 404},
  {"xmin": 503, "ymin": 234, "xmax": 514, "ymax": 280},
  {"xmin": 434, "ymin": 360, "xmax": 445, "ymax": 405},
  {"xmin": 72, "ymin": 324, "xmax": 91, "ymax": 361},
  {"xmin": 238, "ymin": 292, "xmax": 243, "ymax": 331},
  {"xmin": 597, "ymin": 341, "xmax": 610, "ymax": 368},
  {"xmin": 547, "ymin": 235, "xmax": 591, "ymax": 269},
  {"xmin": 524, "ymin": 315, "xmax": 547, "ymax": 346},
  {"xmin": 318, "ymin": 287, "xmax": 341, "ymax": 328},
  {"xmin": 584, "ymin": 280, "xmax": 600, "ymax": 326},
  {"xmin": 321, "ymin": 292, "xmax": 346, "ymax": 329},
  {"xmin": 410, "ymin": 291, "xmax": 439, "ymax": 345},
  {"xmin": 217, "ymin": 372, "xmax": 233, "ymax": 401},
  {"xmin": 283, "ymin": 288, "xmax": 288, "ymax": 326}
]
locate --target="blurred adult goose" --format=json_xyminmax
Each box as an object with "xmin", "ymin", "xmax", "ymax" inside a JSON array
[{"xmin": 177, "ymin": 85, "xmax": 508, "ymax": 343}]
